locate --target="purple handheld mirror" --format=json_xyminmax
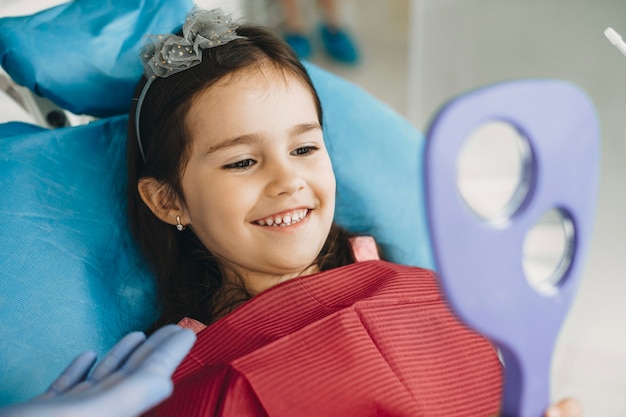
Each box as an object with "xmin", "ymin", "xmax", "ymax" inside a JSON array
[{"xmin": 424, "ymin": 80, "xmax": 599, "ymax": 417}]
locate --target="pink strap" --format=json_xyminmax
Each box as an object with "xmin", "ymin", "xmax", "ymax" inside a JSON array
[
  {"xmin": 349, "ymin": 236, "xmax": 380, "ymax": 262},
  {"xmin": 178, "ymin": 317, "xmax": 207, "ymax": 334}
]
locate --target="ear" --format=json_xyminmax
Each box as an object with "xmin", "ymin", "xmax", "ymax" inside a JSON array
[{"xmin": 138, "ymin": 177, "xmax": 188, "ymax": 227}]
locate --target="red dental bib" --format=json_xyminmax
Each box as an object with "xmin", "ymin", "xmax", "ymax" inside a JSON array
[{"xmin": 145, "ymin": 260, "xmax": 502, "ymax": 417}]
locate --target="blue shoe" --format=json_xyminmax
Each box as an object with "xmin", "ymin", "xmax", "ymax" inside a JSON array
[
  {"xmin": 284, "ymin": 33, "xmax": 312, "ymax": 60},
  {"xmin": 319, "ymin": 25, "xmax": 360, "ymax": 64}
]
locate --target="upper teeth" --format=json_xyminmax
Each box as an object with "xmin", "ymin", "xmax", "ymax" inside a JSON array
[{"xmin": 255, "ymin": 209, "xmax": 309, "ymax": 227}]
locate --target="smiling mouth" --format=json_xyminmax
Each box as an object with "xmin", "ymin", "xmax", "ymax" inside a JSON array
[{"xmin": 253, "ymin": 209, "xmax": 310, "ymax": 227}]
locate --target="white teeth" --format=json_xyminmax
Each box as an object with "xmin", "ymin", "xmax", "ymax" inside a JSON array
[{"xmin": 255, "ymin": 209, "xmax": 309, "ymax": 227}]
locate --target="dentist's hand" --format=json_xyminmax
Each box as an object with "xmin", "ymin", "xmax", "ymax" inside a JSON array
[{"xmin": 0, "ymin": 324, "xmax": 196, "ymax": 417}]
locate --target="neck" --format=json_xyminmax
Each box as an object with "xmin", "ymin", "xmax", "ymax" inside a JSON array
[{"xmin": 225, "ymin": 264, "xmax": 320, "ymax": 296}]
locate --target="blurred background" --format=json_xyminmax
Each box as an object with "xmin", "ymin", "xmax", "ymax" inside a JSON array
[{"xmin": 1, "ymin": 0, "xmax": 625, "ymax": 415}]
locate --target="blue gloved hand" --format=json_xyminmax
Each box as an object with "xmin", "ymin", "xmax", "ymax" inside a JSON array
[{"xmin": 0, "ymin": 324, "xmax": 196, "ymax": 417}]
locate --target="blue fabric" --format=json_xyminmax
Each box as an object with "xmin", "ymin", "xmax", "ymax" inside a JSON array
[
  {"xmin": 0, "ymin": 122, "xmax": 46, "ymax": 138},
  {"xmin": 0, "ymin": 0, "xmax": 193, "ymax": 117},
  {"xmin": 0, "ymin": 118, "xmax": 157, "ymax": 405}
]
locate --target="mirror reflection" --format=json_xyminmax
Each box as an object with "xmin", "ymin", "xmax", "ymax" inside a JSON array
[
  {"xmin": 456, "ymin": 121, "xmax": 533, "ymax": 222},
  {"xmin": 522, "ymin": 209, "xmax": 575, "ymax": 296}
]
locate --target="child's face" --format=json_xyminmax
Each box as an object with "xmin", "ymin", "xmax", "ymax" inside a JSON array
[{"xmin": 180, "ymin": 65, "xmax": 336, "ymax": 294}]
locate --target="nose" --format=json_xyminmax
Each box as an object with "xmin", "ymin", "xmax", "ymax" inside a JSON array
[{"xmin": 264, "ymin": 156, "xmax": 306, "ymax": 197}]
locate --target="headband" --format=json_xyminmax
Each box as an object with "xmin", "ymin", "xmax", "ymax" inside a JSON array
[{"xmin": 135, "ymin": 7, "xmax": 244, "ymax": 162}]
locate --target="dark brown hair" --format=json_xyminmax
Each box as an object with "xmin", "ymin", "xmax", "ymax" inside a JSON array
[{"xmin": 127, "ymin": 25, "xmax": 356, "ymax": 330}]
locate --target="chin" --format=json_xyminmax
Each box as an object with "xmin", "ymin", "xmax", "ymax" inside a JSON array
[{"xmin": 268, "ymin": 256, "xmax": 319, "ymax": 277}]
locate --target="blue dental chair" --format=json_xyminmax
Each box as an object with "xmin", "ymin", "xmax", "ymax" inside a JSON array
[
  {"xmin": 0, "ymin": 2, "xmax": 600, "ymax": 416},
  {"xmin": 0, "ymin": 0, "xmax": 434, "ymax": 405}
]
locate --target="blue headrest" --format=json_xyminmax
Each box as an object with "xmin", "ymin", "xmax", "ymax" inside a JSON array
[{"xmin": 0, "ymin": 0, "xmax": 193, "ymax": 117}]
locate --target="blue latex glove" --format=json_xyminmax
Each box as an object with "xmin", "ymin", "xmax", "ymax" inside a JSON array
[{"xmin": 0, "ymin": 325, "xmax": 196, "ymax": 417}]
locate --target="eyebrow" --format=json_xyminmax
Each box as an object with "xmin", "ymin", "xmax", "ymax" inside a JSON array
[
  {"xmin": 205, "ymin": 135, "xmax": 258, "ymax": 154},
  {"xmin": 290, "ymin": 122, "xmax": 322, "ymax": 136},
  {"xmin": 205, "ymin": 122, "xmax": 322, "ymax": 154}
]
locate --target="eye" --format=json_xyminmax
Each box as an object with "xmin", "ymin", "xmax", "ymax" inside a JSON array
[
  {"xmin": 291, "ymin": 146, "xmax": 319, "ymax": 156},
  {"xmin": 223, "ymin": 159, "xmax": 256, "ymax": 170}
]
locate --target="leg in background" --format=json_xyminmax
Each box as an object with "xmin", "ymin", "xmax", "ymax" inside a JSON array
[
  {"xmin": 316, "ymin": 0, "xmax": 360, "ymax": 64},
  {"xmin": 278, "ymin": 0, "xmax": 312, "ymax": 59}
]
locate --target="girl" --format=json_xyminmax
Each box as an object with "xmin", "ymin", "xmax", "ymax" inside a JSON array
[{"xmin": 127, "ymin": 7, "xmax": 579, "ymax": 417}]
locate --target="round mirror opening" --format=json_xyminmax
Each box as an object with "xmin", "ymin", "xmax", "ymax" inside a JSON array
[
  {"xmin": 457, "ymin": 121, "xmax": 533, "ymax": 222},
  {"xmin": 522, "ymin": 209, "xmax": 575, "ymax": 296}
]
